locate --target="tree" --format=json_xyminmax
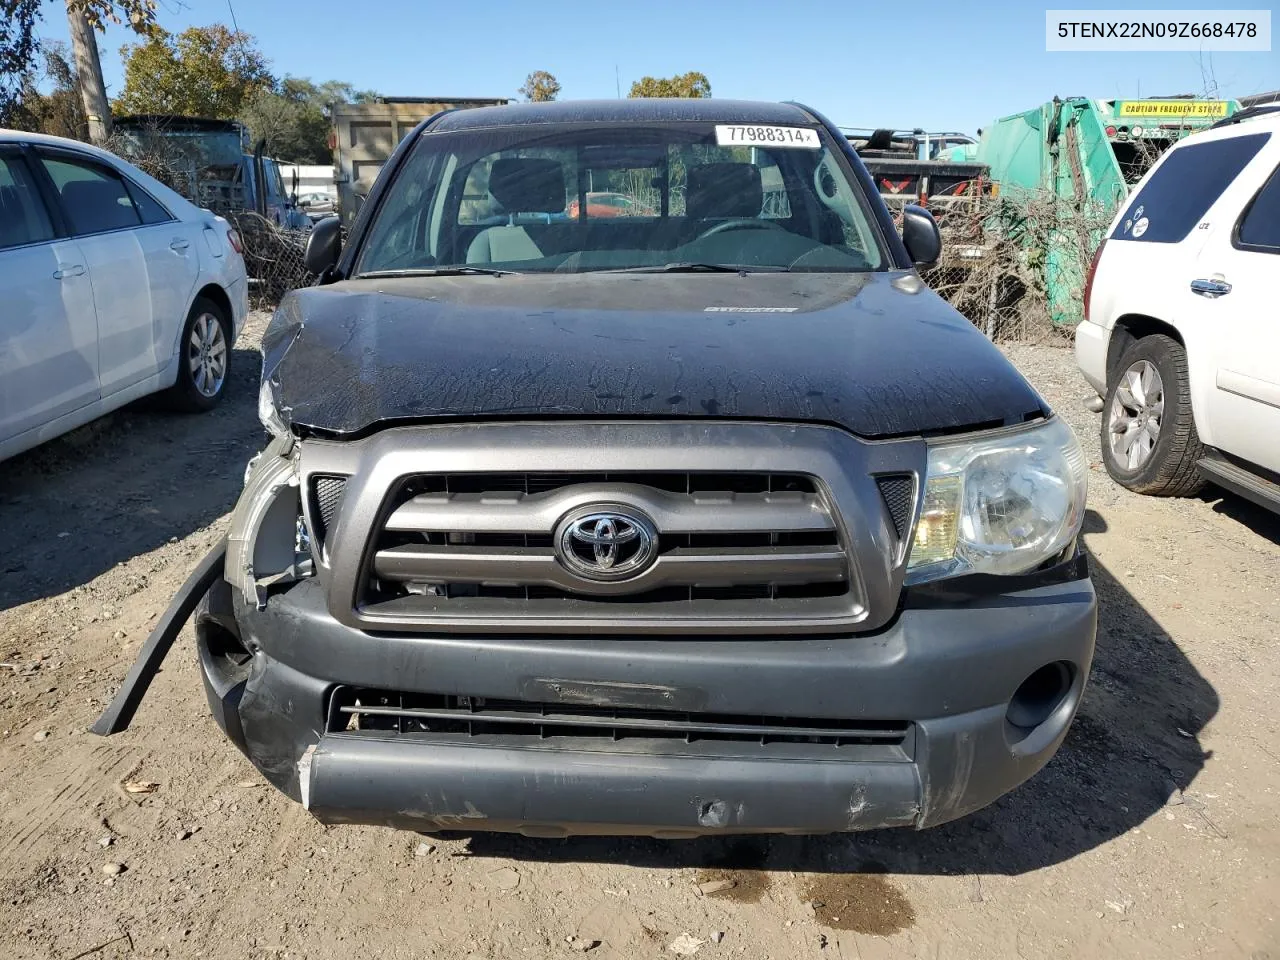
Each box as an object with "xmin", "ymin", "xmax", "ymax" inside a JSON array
[
  {"xmin": 0, "ymin": 0, "xmax": 158, "ymax": 126},
  {"xmin": 518, "ymin": 70, "xmax": 561, "ymax": 102},
  {"xmin": 628, "ymin": 72, "xmax": 710, "ymax": 99},
  {"xmin": 114, "ymin": 25, "xmax": 273, "ymax": 119},
  {"xmin": 241, "ymin": 77, "xmax": 378, "ymax": 163}
]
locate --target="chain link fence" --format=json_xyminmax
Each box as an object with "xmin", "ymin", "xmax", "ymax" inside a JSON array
[
  {"xmin": 917, "ymin": 188, "xmax": 1114, "ymax": 345},
  {"xmin": 224, "ymin": 212, "xmax": 316, "ymax": 308}
]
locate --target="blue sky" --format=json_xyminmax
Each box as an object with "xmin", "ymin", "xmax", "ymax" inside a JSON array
[{"xmin": 35, "ymin": 0, "xmax": 1278, "ymax": 134}]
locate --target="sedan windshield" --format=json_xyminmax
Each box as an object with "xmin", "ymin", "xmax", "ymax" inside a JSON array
[{"xmin": 356, "ymin": 121, "xmax": 886, "ymax": 275}]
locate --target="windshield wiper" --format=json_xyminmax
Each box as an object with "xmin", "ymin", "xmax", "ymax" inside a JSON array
[
  {"xmin": 357, "ymin": 266, "xmax": 517, "ymax": 279},
  {"xmin": 607, "ymin": 262, "xmax": 787, "ymax": 274}
]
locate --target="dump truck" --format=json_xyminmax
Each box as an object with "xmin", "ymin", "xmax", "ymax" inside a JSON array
[
  {"xmin": 112, "ymin": 115, "xmax": 310, "ymax": 231},
  {"xmin": 974, "ymin": 95, "xmax": 1242, "ymax": 323},
  {"xmin": 330, "ymin": 96, "xmax": 510, "ymax": 225}
]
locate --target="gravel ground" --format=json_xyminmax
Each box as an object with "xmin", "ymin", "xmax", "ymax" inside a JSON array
[{"xmin": 1, "ymin": 316, "xmax": 1278, "ymax": 959}]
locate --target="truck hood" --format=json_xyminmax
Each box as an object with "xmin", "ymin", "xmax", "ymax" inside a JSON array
[{"xmin": 261, "ymin": 271, "xmax": 1048, "ymax": 439}]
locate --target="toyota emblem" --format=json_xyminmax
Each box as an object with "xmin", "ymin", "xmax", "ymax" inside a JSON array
[{"xmin": 555, "ymin": 509, "xmax": 658, "ymax": 582}]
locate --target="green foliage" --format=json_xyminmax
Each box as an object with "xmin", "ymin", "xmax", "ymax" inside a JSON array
[
  {"xmin": 628, "ymin": 72, "xmax": 711, "ymax": 99},
  {"xmin": 1, "ymin": 0, "xmax": 158, "ymax": 126},
  {"xmin": 241, "ymin": 78, "xmax": 378, "ymax": 163},
  {"xmin": 8, "ymin": 43, "xmax": 89, "ymax": 139},
  {"xmin": 69, "ymin": 0, "xmax": 161, "ymax": 35},
  {"xmin": 518, "ymin": 70, "xmax": 561, "ymax": 102},
  {"xmin": 114, "ymin": 25, "xmax": 273, "ymax": 119}
]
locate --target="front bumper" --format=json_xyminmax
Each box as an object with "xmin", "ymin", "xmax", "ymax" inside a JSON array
[
  {"xmin": 196, "ymin": 560, "xmax": 1096, "ymax": 837},
  {"xmin": 1075, "ymin": 318, "xmax": 1108, "ymax": 397}
]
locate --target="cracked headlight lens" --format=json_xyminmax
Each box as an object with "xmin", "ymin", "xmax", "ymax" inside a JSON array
[{"xmin": 906, "ymin": 417, "xmax": 1087, "ymax": 583}]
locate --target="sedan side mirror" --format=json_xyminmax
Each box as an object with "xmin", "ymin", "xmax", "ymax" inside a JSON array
[
  {"xmin": 304, "ymin": 215, "xmax": 342, "ymax": 278},
  {"xmin": 901, "ymin": 204, "xmax": 941, "ymax": 269}
]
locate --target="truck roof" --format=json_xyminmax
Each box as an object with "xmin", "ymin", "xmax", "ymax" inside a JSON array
[{"xmin": 429, "ymin": 99, "xmax": 816, "ymax": 131}]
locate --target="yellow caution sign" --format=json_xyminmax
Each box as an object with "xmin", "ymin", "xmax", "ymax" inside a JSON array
[{"xmin": 1117, "ymin": 100, "xmax": 1230, "ymax": 118}]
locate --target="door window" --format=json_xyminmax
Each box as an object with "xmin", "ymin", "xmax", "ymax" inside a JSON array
[
  {"xmin": 1235, "ymin": 162, "xmax": 1280, "ymax": 253},
  {"xmin": 123, "ymin": 180, "xmax": 174, "ymax": 225},
  {"xmin": 0, "ymin": 154, "xmax": 55, "ymax": 250},
  {"xmin": 1111, "ymin": 132, "xmax": 1270, "ymax": 244},
  {"xmin": 39, "ymin": 154, "xmax": 143, "ymax": 236}
]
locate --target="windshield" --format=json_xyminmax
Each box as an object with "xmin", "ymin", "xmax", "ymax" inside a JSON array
[{"xmin": 356, "ymin": 121, "xmax": 886, "ymax": 275}]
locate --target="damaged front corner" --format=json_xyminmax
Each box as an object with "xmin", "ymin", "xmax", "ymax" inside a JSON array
[{"xmin": 226, "ymin": 437, "xmax": 303, "ymax": 611}]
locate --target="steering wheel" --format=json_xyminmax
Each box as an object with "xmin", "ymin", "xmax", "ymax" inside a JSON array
[{"xmin": 696, "ymin": 218, "xmax": 786, "ymax": 240}]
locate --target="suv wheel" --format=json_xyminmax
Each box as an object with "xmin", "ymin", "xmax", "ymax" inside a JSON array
[
  {"xmin": 167, "ymin": 297, "xmax": 231, "ymax": 413},
  {"xmin": 1101, "ymin": 334, "xmax": 1204, "ymax": 496}
]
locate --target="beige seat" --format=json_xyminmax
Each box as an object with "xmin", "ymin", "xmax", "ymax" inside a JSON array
[
  {"xmin": 466, "ymin": 223, "xmax": 543, "ymax": 264},
  {"xmin": 465, "ymin": 157, "xmax": 565, "ymax": 265}
]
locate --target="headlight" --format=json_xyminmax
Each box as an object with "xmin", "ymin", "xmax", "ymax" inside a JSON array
[
  {"xmin": 227, "ymin": 446, "xmax": 311, "ymax": 609},
  {"xmin": 258, "ymin": 379, "xmax": 289, "ymax": 439},
  {"xmin": 907, "ymin": 417, "xmax": 1087, "ymax": 583}
]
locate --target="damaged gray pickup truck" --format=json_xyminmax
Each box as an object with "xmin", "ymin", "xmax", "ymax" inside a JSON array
[{"xmin": 98, "ymin": 99, "xmax": 1096, "ymax": 837}]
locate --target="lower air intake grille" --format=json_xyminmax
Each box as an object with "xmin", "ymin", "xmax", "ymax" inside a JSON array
[{"xmin": 327, "ymin": 686, "xmax": 910, "ymax": 749}]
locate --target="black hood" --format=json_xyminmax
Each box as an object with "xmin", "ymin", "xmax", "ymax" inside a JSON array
[{"xmin": 261, "ymin": 272, "xmax": 1048, "ymax": 439}]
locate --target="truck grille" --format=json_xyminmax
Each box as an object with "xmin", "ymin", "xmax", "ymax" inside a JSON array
[
  {"xmin": 364, "ymin": 472, "xmax": 851, "ymax": 609},
  {"xmin": 300, "ymin": 422, "xmax": 922, "ymax": 635},
  {"xmin": 327, "ymin": 686, "xmax": 910, "ymax": 750}
]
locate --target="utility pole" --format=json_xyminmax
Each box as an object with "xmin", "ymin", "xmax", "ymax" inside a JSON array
[{"xmin": 66, "ymin": 2, "xmax": 112, "ymax": 144}]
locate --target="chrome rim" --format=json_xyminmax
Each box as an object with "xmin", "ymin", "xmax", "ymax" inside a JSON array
[
  {"xmin": 1107, "ymin": 359, "xmax": 1165, "ymax": 471},
  {"xmin": 188, "ymin": 313, "xmax": 227, "ymax": 398}
]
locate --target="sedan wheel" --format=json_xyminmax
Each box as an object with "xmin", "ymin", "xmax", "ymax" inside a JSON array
[{"xmin": 188, "ymin": 311, "xmax": 228, "ymax": 398}]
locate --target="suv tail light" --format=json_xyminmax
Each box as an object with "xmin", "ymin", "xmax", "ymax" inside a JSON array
[
  {"xmin": 227, "ymin": 228, "xmax": 244, "ymax": 254},
  {"xmin": 1083, "ymin": 240, "xmax": 1105, "ymax": 323}
]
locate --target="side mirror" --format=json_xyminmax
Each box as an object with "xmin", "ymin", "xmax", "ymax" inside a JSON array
[
  {"xmin": 304, "ymin": 215, "xmax": 342, "ymax": 277},
  {"xmin": 901, "ymin": 204, "xmax": 941, "ymax": 269}
]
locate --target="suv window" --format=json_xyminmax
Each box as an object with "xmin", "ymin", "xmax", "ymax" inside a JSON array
[
  {"xmin": 39, "ymin": 153, "xmax": 143, "ymax": 235},
  {"xmin": 0, "ymin": 154, "xmax": 55, "ymax": 250},
  {"xmin": 1236, "ymin": 162, "xmax": 1280, "ymax": 252},
  {"xmin": 1111, "ymin": 132, "xmax": 1270, "ymax": 244}
]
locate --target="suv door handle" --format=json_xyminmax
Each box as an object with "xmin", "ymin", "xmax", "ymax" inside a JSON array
[
  {"xmin": 170, "ymin": 238, "xmax": 191, "ymax": 252},
  {"xmin": 52, "ymin": 264, "xmax": 86, "ymax": 279},
  {"xmin": 1191, "ymin": 278, "xmax": 1232, "ymax": 298}
]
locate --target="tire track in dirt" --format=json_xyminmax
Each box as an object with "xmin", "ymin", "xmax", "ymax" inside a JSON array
[{"xmin": 0, "ymin": 741, "xmax": 138, "ymax": 874}]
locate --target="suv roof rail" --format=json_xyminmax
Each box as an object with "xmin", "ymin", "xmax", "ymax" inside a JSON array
[{"xmin": 1210, "ymin": 104, "xmax": 1280, "ymax": 129}]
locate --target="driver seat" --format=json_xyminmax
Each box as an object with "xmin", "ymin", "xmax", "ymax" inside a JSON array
[{"xmin": 686, "ymin": 163, "xmax": 764, "ymax": 220}]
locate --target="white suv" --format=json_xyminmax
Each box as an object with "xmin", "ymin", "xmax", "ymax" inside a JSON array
[{"xmin": 1076, "ymin": 107, "xmax": 1280, "ymax": 512}]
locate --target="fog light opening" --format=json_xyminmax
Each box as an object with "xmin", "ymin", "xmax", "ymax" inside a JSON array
[
  {"xmin": 1006, "ymin": 661, "xmax": 1073, "ymax": 731},
  {"xmin": 202, "ymin": 621, "xmax": 251, "ymax": 668}
]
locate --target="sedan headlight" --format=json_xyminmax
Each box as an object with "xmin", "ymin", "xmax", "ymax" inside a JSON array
[{"xmin": 907, "ymin": 417, "xmax": 1087, "ymax": 583}]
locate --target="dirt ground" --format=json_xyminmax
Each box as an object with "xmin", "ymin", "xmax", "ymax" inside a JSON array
[{"xmin": 2, "ymin": 312, "xmax": 1278, "ymax": 960}]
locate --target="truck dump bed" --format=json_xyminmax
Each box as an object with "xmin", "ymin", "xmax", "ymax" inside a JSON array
[{"xmin": 331, "ymin": 97, "xmax": 510, "ymax": 225}]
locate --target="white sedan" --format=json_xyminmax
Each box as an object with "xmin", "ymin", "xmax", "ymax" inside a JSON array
[{"xmin": 1, "ymin": 129, "xmax": 249, "ymax": 462}]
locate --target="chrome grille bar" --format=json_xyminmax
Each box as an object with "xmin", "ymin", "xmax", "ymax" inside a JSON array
[
  {"xmin": 384, "ymin": 484, "xmax": 834, "ymax": 535},
  {"xmin": 372, "ymin": 544, "xmax": 847, "ymax": 595}
]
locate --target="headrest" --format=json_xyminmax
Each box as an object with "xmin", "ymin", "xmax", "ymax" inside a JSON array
[
  {"xmin": 686, "ymin": 163, "xmax": 763, "ymax": 220},
  {"xmin": 487, "ymin": 158, "xmax": 565, "ymax": 214},
  {"xmin": 61, "ymin": 179, "xmax": 137, "ymax": 233}
]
